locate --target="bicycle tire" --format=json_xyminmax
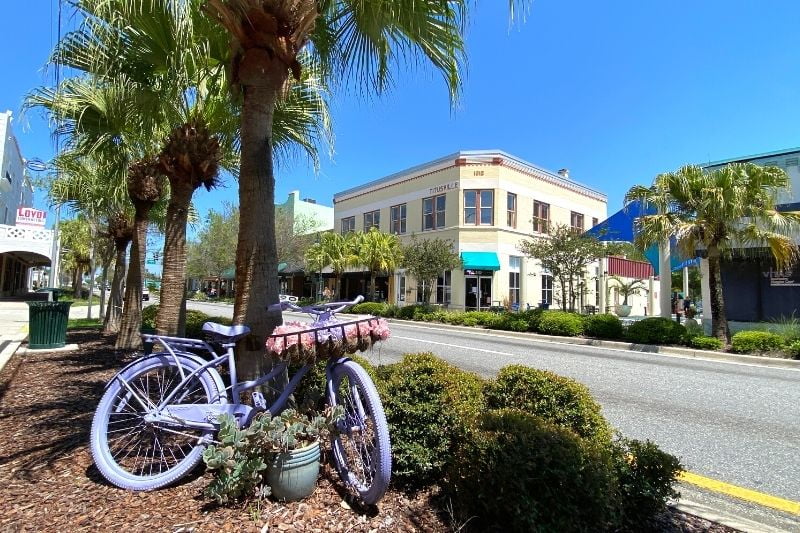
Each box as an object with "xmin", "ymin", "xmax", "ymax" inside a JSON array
[
  {"xmin": 90, "ymin": 353, "xmax": 222, "ymax": 490},
  {"xmin": 327, "ymin": 360, "xmax": 391, "ymax": 505}
]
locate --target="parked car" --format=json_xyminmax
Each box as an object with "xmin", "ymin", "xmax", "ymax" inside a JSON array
[
  {"xmin": 279, "ymin": 294, "xmax": 299, "ymax": 303},
  {"xmin": 142, "ymin": 287, "xmax": 150, "ymax": 301}
]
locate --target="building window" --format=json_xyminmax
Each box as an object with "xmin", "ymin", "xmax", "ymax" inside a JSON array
[
  {"xmin": 533, "ymin": 201, "xmax": 550, "ymax": 233},
  {"xmin": 509, "ymin": 256, "xmax": 521, "ymax": 307},
  {"xmin": 390, "ymin": 204, "xmax": 407, "ymax": 234},
  {"xmin": 436, "ymin": 271, "xmax": 452, "ymax": 305},
  {"xmin": 341, "ymin": 216, "xmax": 355, "ymax": 234},
  {"xmin": 363, "ymin": 209, "xmax": 380, "ymax": 231},
  {"xmin": 423, "ymin": 194, "xmax": 446, "ymax": 230},
  {"xmin": 507, "ymin": 193, "xmax": 517, "ymax": 228},
  {"xmin": 464, "ymin": 189, "xmax": 494, "ymax": 225},
  {"xmin": 570, "ymin": 211, "xmax": 584, "ymax": 233},
  {"xmin": 592, "ymin": 217, "xmax": 598, "ymax": 228},
  {"xmin": 541, "ymin": 273, "xmax": 553, "ymax": 305}
]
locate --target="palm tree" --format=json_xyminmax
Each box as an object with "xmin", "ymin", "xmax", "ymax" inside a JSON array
[
  {"xmin": 48, "ymin": 150, "xmax": 133, "ymax": 331},
  {"xmin": 305, "ymin": 231, "xmax": 358, "ymax": 299},
  {"xmin": 610, "ymin": 276, "xmax": 645, "ymax": 306},
  {"xmin": 117, "ymin": 158, "xmax": 166, "ymax": 349},
  {"xmin": 204, "ymin": 0, "xmax": 481, "ymax": 381},
  {"xmin": 354, "ymin": 229, "xmax": 403, "ymax": 301},
  {"xmin": 625, "ymin": 163, "xmax": 800, "ymax": 341}
]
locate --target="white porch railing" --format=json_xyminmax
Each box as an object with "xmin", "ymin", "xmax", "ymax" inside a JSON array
[{"xmin": 0, "ymin": 224, "xmax": 54, "ymax": 261}]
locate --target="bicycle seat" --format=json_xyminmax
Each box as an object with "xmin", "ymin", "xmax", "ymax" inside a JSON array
[{"xmin": 202, "ymin": 322, "xmax": 251, "ymax": 341}]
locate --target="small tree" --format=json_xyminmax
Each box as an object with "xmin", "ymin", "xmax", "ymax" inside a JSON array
[
  {"xmin": 518, "ymin": 225, "xmax": 606, "ymax": 312},
  {"xmin": 610, "ymin": 276, "xmax": 645, "ymax": 306},
  {"xmin": 354, "ymin": 229, "xmax": 403, "ymax": 301},
  {"xmin": 401, "ymin": 236, "xmax": 463, "ymax": 305}
]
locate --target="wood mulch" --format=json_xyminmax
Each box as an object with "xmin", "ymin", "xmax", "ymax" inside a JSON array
[{"xmin": 0, "ymin": 329, "xmax": 736, "ymax": 532}]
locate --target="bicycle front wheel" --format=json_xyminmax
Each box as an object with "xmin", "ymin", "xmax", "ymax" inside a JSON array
[
  {"xmin": 327, "ymin": 360, "xmax": 391, "ymax": 505},
  {"xmin": 90, "ymin": 353, "xmax": 222, "ymax": 490}
]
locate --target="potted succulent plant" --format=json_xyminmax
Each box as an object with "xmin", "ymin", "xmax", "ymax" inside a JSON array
[
  {"xmin": 202, "ymin": 407, "xmax": 343, "ymax": 504},
  {"xmin": 260, "ymin": 407, "xmax": 343, "ymax": 502},
  {"xmin": 610, "ymin": 276, "xmax": 646, "ymax": 317}
]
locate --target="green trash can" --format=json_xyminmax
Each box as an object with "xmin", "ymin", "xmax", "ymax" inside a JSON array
[
  {"xmin": 35, "ymin": 287, "xmax": 63, "ymax": 302},
  {"xmin": 26, "ymin": 301, "xmax": 73, "ymax": 349}
]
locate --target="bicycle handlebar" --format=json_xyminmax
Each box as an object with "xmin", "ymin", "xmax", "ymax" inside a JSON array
[{"xmin": 268, "ymin": 295, "xmax": 365, "ymax": 315}]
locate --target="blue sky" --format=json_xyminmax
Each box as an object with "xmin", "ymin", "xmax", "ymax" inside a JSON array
[{"xmin": 4, "ymin": 0, "xmax": 800, "ymax": 234}]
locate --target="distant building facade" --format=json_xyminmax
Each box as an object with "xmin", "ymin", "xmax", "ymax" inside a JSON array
[
  {"xmin": 333, "ymin": 150, "xmax": 607, "ymax": 310},
  {"xmin": 0, "ymin": 111, "xmax": 53, "ymax": 297},
  {"xmin": 700, "ymin": 148, "xmax": 800, "ymax": 322}
]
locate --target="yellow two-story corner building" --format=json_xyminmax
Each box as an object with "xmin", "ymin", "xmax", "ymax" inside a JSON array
[{"xmin": 333, "ymin": 150, "xmax": 607, "ymax": 311}]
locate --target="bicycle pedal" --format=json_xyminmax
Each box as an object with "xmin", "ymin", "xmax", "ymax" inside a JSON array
[{"xmin": 251, "ymin": 391, "xmax": 267, "ymax": 410}]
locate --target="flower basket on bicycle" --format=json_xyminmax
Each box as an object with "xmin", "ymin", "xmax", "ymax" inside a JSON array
[{"xmin": 265, "ymin": 316, "xmax": 391, "ymax": 364}]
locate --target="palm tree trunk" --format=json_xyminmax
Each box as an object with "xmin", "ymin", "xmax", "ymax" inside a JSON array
[
  {"xmin": 156, "ymin": 182, "xmax": 194, "ymax": 336},
  {"xmin": 707, "ymin": 245, "xmax": 730, "ymax": 342},
  {"xmin": 335, "ymin": 275, "xmax": 342, "ymax": 301},
  {"xmin": 116, "ymin": 213, "xmax": 147, "ymax": 350},
  {"xmin": 233, "ymin": 52, "xmax": 290, "ymax": 391},
  {"xmin": 73, "ymin": 268, "xmax": 81, "ymax": 299},
  {"xmin": 370, "ymin": 272, "xmax": 377, "ymax": 301},
  {"xmin": 104, "ymin": 236, "xmax": 130, "ymax": 333}
]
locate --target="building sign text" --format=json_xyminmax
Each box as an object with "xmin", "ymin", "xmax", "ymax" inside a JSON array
[
  {"xmin": 428, "ymin": 181, "xmax": 459, "ymax": 195},
  {"xmin": 15, "ymin": 207, "xmax": 46, "ymax": 227}
]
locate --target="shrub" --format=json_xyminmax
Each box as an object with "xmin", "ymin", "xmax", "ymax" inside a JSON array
[
  {"xmin": 397, "ymin": 304, "xmax": 428, "ymax": 320},
  {"xmin": 682, "ymin": 321, "xmax": 704, "ymax": 342},
  {"xmin": 382, "ymin": 304, "xmax": 399, "ymax": 318},
  {"xmin": 688, "ymin": 336, "xmax": 723, "ymax": 350},
  {"xmin": 377, "ymin": 352, "xmax": 485, "ymax": 489},
  {"xmin": 490, "ymin": 313, "xmax": 529, "ymax": 332},
  {"xmin": 517, "ymin": 308, "xmax": 544, "ymax": 331},
  {"xmin": 626, "ymin": 317, "xmax": 685, "ymax": 345},
  {"xmin": 186, "ymin": 310, "xmax": 231, "ymax": 339},
  {"xmin": 461, "ymin": 316, "xmax": 478, "ymax": 327},
  {"xmin": 583, "ymin": 313, "xmax": 624, "ymax": 339},
  {"xmin": 292, "ymin": 354, "xmax": 380, "ymax": 413},
  {"xmin": 730, "ymin": 330, "xmax": 784, "ymax": 354},
  {"xmin": 350, "ymin": 302, "xmax": 388, "ymax": 315},
  {"xmin": 141, "ymin": 304, "xmax": 159, "ymax": 331},
  {"xmin": 443, "ymin": 312, "xmax": 465, "ymax": 326},
  {"xmin": 485, "ymin": 365, "xmax": 612, "ymax": 445},
  {"xmin": 785, "ymin": 340, "xmax": 800, "ymax": 360},
  {"xmin": 447, "ymin": 409, "xmax": 617, "ymax": 532},
  {"xmin": 611, "ymin": 436, "xmax": 682, "ymax": 530},
  {"xmin": 537, "ymin": 310, "xmax": 584, "ymax": 337}
]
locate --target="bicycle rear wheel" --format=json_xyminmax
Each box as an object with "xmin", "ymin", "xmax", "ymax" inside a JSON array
[
  {"xmin": 327, "ymin": 360, "xmax": 391, "ymax": 505},
  {"xmin": 90, "ymin": 353, "xmax": 222, "ymax": 490}
]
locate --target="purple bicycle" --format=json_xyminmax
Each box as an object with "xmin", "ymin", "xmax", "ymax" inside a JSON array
[{"xmin": 90, "ymin": 296, "xmax": 392, "ymax": 505}]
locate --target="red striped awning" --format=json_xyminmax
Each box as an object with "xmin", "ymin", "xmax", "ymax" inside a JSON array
[{"xmin": 607, "ymin": 256, "xmax": 654, "ymax": 279}]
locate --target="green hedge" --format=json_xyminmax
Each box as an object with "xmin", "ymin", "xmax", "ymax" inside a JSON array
[
  {"xmin": 688, "ymin": 336, "xmax": 724, "ymax": 350},
  {"xmin": 583, "ymin": 313, "xmax": 624, "ymax": 339},
  {"xmin": 626, "ymin": 317, "xmax": 685, "ymax": 345},
  {"xmin": 537, "ymin": 310, "xmax": 584, "ymax": 337},
  {"xmin": 140, "ymin": 304, "xmax": 231, "ymax": 338},
  {"xmin": 377, "ymin": 352, "xmax": 485, "ymax": 489},
  {"xmin": 448, "ymin": 409, "xmax": 617, "ymax": 532},
  {"xmin": 485, "ymin": 365, "xmax": 612, "ymax": 445},
  {"xmin": 730, "ymin": 330, "xmax": 784, "ymax": 354},
  {"xmin": 611, "ymin": 436, "xmax": 682, "ymax": 530},
  {"xmin": 350, "ymin": 302, "xmax": 389, "ymax": 315}
]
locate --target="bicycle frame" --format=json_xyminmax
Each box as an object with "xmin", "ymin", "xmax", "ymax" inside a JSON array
[{"xmin": 112, "ymin": 297, "xmax": 369, "ymax": 434}]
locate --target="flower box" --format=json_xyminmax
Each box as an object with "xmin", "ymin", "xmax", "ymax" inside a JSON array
[{"xmin": 265, "ymin": 317, "xmax": 391, "ymax": 364}]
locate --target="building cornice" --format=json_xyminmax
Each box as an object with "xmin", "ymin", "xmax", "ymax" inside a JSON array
[{"xmin": 333, "ymin": 150, "xmax": 607, "ymax": 204}]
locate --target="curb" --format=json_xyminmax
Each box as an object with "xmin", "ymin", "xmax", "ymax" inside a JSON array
[
  {"xmin": 674, "ymin": 498, "xmax": 794, "ymax": 533},
  {"xmin": 382, "ymin": 318, "xmax": 800, "ymax": 370}
]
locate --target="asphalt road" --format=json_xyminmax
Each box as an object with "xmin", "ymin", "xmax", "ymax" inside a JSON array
[{"xmin": 185, "ymin": 300, "xmax": 800, "ymax": 506}]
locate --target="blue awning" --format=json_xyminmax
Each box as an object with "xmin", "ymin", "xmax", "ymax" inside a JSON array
[{"xmin": 461, "ymin": 251, "xmax": 501, "ymax": 271}]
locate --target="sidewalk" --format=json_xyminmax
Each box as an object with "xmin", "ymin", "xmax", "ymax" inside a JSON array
[
  {"xmin": 0, "ymin": 302, "xmax": 102, "ymax": 373},
  {"xmin": 0, "ymin": 301, "xmax": 30, "ymax": 372}
]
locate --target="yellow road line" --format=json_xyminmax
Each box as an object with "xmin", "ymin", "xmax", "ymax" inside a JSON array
[{"xmin": 679, "ymin": 471, "xmax": 800, "ymax": 516}]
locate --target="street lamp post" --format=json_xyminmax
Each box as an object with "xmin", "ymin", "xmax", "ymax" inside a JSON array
[{"xmin": 316, "ymin": 233, "xmax": 323, "ymax": 301}]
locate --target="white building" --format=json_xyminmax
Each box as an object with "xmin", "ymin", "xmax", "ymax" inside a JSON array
[{"xmin": 0, "ymin": 111, "xmax": 54, "ymax": 297}]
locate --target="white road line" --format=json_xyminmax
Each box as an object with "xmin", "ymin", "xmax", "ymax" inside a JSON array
[{"xmin": 392, "ymin": 323, "xmax": 800, "ymax": 373}]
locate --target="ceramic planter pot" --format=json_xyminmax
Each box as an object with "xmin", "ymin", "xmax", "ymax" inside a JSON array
[
  {"xmin": 266, "ymin": 441, "xmax": 321, "ymax": 501},
  {"xmin": 615, "ymin": 304, "xmax": 632, "ymax": 317}
]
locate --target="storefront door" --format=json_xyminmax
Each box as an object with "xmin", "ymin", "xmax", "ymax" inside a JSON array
[{"xmin": 465, "ymin": 270, "xmax": 493, "ymax": 311}]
